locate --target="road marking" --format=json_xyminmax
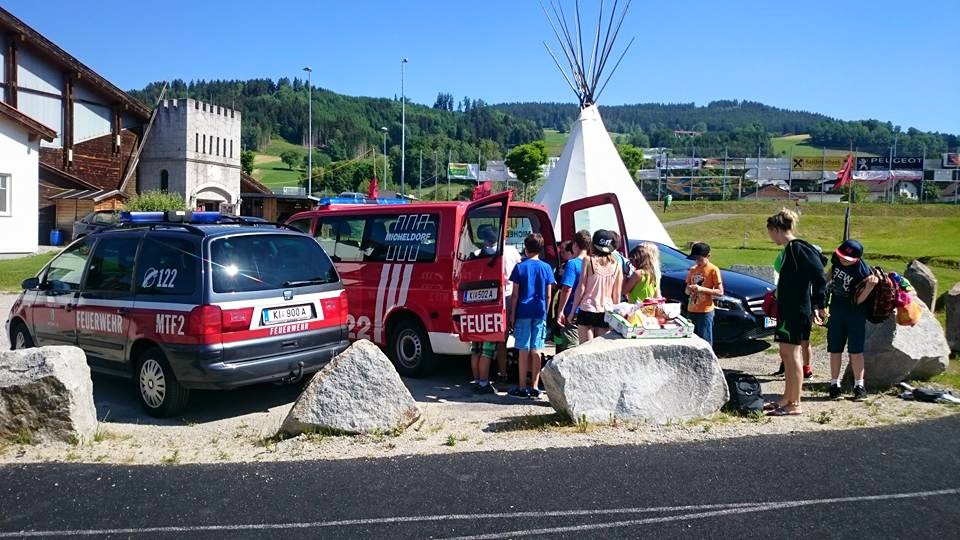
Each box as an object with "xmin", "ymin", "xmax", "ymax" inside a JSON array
[
  {"xmin": 445, "ymin": 488, "xmax": 960, "ymax": 540},
  {"xmin": 1, "ymin": 488, "xmax": 956, "ymax": 538}
]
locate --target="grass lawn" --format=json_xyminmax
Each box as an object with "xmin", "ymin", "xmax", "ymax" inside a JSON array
[
  {"xmin": 661, "ymin": 200, "xmax": 960, "ymax": 328},
  {"xmin": 0, "ymin": 252, "xmax": 57, "ymax": 293},
  {"xmin": 770, "ymin": 134, "xmax": 876, "ymax": 158},
  {"xmin": 252, "ymin": 154, "xmax": 302, "ymax": 190}
]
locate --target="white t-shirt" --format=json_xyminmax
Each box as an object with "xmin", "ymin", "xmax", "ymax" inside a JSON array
[{"xmin": 503, "ymin": 245, "xmax": 522, "ymax": 298}]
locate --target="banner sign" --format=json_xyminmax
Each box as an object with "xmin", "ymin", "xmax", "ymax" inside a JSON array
[
  {"xmin": 791, "ymin": 157, "xmax": 848, "ymax": 171},
  {"xmin": 447, "ymin": 163, "xmax": 479, "ymax": 180},
  {"xmin": 852, "ymin": 170, "xmax": 922, "ymax": 181},
  {"xmin": 943, "ymin": 153, "xmax": 960, "ymax": 168},
  {"xmin": 656, "ymin": 157, "xmax": 701, "ymax": 170},
  {"xmin": 855, "ymin": 156, "xmax": 924, "ymax": 171}
]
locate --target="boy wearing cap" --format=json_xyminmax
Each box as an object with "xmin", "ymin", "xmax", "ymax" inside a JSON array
[
  {"xmin": 826, "ymin": 239, "xmax": 878, "ymax": 401},
  {"xmin": 507, "ymin": 233, "xmax": 555, "ymax": 399},
  {"xmin": 685, "ymin": 242, "xmax": 724, "ymax": 346}
]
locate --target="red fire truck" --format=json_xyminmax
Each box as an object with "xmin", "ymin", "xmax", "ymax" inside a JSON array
[{"xmin": 287, "ymin": 192, "xmax": 625, "ymax": 376}]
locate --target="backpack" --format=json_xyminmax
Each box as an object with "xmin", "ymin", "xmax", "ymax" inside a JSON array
[
  {"xmin": 723, "ymin": 371, "xmax": 764, "ymax": 415},
  {"xmin": 854, "ymin": 266, "xmax": 898, "ymax": 324}
]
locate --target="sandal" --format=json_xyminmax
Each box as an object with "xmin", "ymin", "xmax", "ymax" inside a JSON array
[
  {"xmin": 762, "ymin": 401, "xmax": 783, "ymax": 411},
  {"xmin": 766, "ymin": 406, "xmax": 802, "ymax": 417}
]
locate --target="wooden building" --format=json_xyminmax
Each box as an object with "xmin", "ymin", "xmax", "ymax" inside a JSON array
[{"xmin": 0, "ymin": 7, "xmax": 151, "ymax": 244}]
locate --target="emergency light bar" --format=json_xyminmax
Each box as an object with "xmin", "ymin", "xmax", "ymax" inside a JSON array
[
  {"xmin": 318, "ymin": 197, "xmax": 410, "ymax": 206},
  {"xmin": 119, "ymin": 211, "xmax": 223, "ymax": 224}
]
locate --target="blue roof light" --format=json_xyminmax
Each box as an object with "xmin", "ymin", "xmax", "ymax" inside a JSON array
[
  {"xmin": 318, "ymin": 197, "xmax": 410, "ymax": 206},
  {"xmin": 119, "ymin": 211, "xmax": 223, "ymax": 224}
]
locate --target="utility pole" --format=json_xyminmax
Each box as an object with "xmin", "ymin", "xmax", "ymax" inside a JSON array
[
  {"xmin": 690, "ymin": 145, "xmax": 696, "ymax": 201},
  {"xmin": 418, "ymin": 149, "xmax": 423, "ymax": 199},
  {"xmin": 447, "ymin": 148, "xmax": 452, "ymax": 200},
  {"xmin": 303, "ymin": 66, "xmax": 312, "ymax": 196},
  {"xmin": 723, "ymin": 146, "xmax": 728, "ymax": 200},
  {"xmin": 433, "ymin": 149, "xmax": 438, "ymax": 201},
  {"xmin": 400, "ymin": 58, "xmax": 409, "ymax": 194},
  {"xmin": 380, "ymin": 127, "xmax": 388, "ymax": 191}
]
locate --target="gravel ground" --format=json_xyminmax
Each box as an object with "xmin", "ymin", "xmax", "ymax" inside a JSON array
[{"xmin": 2, "ymin": 331, "xmax": 957, "ymax": 465}]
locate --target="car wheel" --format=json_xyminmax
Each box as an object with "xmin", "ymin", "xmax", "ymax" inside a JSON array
[
  {"xmin": 136, "ymin": 347, "xmax": 190, "ymax": 417},
  {"xmin": 388, "ymin": 318, "xmax": 435, "ymax": 378},
  {"xmin": 10, "ymin": 321, "xmax": 34, "ymax": 350}
]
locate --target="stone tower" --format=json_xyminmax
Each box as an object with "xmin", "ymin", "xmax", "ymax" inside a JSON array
[{"xmin": 139, "ymin": 99, "xmax": 242, "ymax": 212}]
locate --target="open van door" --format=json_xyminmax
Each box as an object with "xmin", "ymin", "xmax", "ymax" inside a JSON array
[
  {"xmin": 559, "ymin": 193, "xmax": 628, "ymax": 254},
  {"xmin": 453, "ymin": 191, "xmax": 512, "ymax": 343}
]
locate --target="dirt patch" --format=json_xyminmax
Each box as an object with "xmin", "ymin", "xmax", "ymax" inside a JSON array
[
  {"xmin": 253, "ymin": 154, "xmax": 281, "ymax": 165},
  {"xmin": 3, "ymin": 341, "xmax": 956, "ymax": 465}
]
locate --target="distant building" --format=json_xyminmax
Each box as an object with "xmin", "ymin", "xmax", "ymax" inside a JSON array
[{"xmin": 139, "ymin": 99, "xmax": 241, "ymax": 212}]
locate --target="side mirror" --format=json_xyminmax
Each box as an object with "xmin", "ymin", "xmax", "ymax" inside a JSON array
[{"xmin": 21, "ymin": 277, "xmax": 40, "ymax": 290}]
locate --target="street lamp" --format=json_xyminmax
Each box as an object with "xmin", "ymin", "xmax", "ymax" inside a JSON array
[
  {"xmin": 303, "ymin": 66, "xmax": 312, "ymax": 196},
  {"xmin": 401, "ymin": 58, "xmax": 408, "ymax": 194},
  {"xmin": 380, "ymin": 127, "xmax": 388, "ymax": 190}
]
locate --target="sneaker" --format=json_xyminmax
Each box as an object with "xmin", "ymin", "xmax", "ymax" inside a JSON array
[
  {"xmin": 507, "ymin": 387, "xmax": 530, "ymax": 398},
  {"xmin": 772, "ymin": 363, "xmax": 785, "ymax": 376},
  {"xmin": 527, "ymin": 388, "xmax": 541, "ymax": 400},
  {"xmin": 473, "ymin": 383, "xmax": 496, "ymax": 395},
  {"xmin": 495, "ymin": 373, "xmax": 510, "ymax": 384},
  {"xmin": 829, "ymin": 384, "xmax": 842, "ymax": 400},
  {"xmin": 853, "ymin": 385, "xmax": 867, "ymax": 402},
  {"xmin": 803, "ymin": 365, "xmax": 814, "ymax": 379}
]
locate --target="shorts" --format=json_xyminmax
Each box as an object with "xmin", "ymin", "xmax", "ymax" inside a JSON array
[
  {"xmin": 575, "ymin": 310, "xmax": 608, "ymax": 329},
  {"xmin": 827, "ymin": 302, "xmax": 867, "ymax": 354},
  {"xmin": 470, "ymin": 341, "xmax": 497, "ymax": 359},
  {"xmin": 513, "ymin": 318, "xmax": 547, "ymax": 351},
  {"xmin": 774, "ymin": 313, "xmax": 812, "ymax": 346}
]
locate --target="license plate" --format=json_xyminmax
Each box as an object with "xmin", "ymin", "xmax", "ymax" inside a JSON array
[
  {"xmin": 764, "ymin": 317, "xmax": 777, "ymax": 328},
  {"xmin": 464, "ymin": 288, "xmax": 498, "ymax": 304},
  {"xmin": 262, "ymin": 304, "xmax": 312, "ymax": 325}
]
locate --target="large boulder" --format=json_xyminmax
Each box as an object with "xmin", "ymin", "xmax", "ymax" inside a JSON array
[
  {"xmin": 947, "ymin": 282, "xmax": 960, "ymax": 354},
  {"xmin": 843, "ymin": 298, "xmax": 950, "ymax": 389},
  {"xmin": 0, "ymin": 346, "xmax": 97, "ymax": 444},
  {"xmin": 729, "ymin": 265, "xmax": 777, "ymax": 285},
  {"xmin": 904, "ymin": 260, "xmax": 938, "ymax": 311},
  {"xmin": 281, "ymin": 340, "xmax": 420, "ymax": 436},
  {"xmin": 540, "ymin": 335, "xmax": 728, "ymax": 425}
]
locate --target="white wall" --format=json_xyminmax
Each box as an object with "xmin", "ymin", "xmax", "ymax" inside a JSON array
[{"xmin": 0, "ymin": 117, "xmax": 40, "ymax": 254}]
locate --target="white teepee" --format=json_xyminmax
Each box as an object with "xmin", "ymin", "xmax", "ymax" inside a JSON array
[
  {"xmin": 534, "ymin": 0, "xmax": 674, "ymax": 247},
  {"xmin": 534, "ymin": 106, "xmax": 674, "ymax": 247}
]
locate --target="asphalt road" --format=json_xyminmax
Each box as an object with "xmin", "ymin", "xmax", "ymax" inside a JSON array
[{"xmin": 2, "ymin": 415, "xmax": 959, "ymax": 539}]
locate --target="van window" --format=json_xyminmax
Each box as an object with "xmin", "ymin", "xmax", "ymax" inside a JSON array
[
  {"xmin": 136, "ymin": 237, "xmax": 199, "ymax": 296},
  {"xmin": 458, "ymin": 203, "xmax": 504, "ymax": 261},
  {"xmin": 505, "ymin": 216, "xmax": 538, "ymax": 254},
  {"xmin": 211, "ymin": 234, "xmax": 338, "ymax": 293},
  {"xmin": 287, "ymin": 218, "xmax": 312, "ymax": 234},
  {"xmin": 315, "ymin": 217, "xmax": 366, "ymax": 262},
  {"xmin": 364, "ymin": 214, "xmax": 438, "ymax": 263},
  {"xmin": 85, "ymin": 237, "xmax": 140, "ymax": 293},
  {"xmin": 44, "ymin": 238, "xmax": 94, "ymax": 291}
]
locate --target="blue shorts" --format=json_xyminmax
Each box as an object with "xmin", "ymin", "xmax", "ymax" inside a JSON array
[
  {"xmin": 514, "ymin": 318, "xmax": 547, "ymax": 351},
  {"xmin": 827, "ymin": 301, "xmax": 867, "ymax": 354}
]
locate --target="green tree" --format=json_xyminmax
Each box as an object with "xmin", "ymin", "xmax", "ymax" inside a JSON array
[
  {"xmin": 505, "ymin": 141, "xmax": 548, "ymax": 201},
  {"xmin": 280, "ymin": 150, "xmax": 301, "ymax": 171},
  {"xmin": 126, "ymin": 191, "xmax": 188, "ymax": 212},
  {"xmin": 839, "ymin": 182, "xmax": 869, "ymax": 203},
  {"xmin": 921, "ymin": 182, "xmax": 941, "ymax": 202},
  {"xmin": 240, "ymin": 150, "xmax": 255, "ymax": 175},
  {"xmin": 617, "ymin": 143, "xmax": 646, "ymax": 182}
]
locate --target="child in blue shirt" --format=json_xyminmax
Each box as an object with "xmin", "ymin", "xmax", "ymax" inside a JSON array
[{"xmin": 508, "ymin": 233, "xmax": 556, "ymax": 399}]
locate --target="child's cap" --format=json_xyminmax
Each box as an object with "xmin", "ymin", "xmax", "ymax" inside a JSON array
[
  {"xmin": 835, "ymin": 239, "xmax": 863, "ymax": 264},
  {"xmin": 592, "ymin": 230, "xmax": 616, "ymax": 254},
  {"xmin": 476, "ymin": 224, "xmax": 497, "ymax": 243},
  {"xmin": 688, "ymin": 242, "xmax": 711, "ymax": 260}
]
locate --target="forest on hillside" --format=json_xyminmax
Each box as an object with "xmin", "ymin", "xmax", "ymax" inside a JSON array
[
  {"xmin": 128, "ymin": 79, "xmax": 543, "ymax": 182},
  {"xmin": 495, "ymin": 100, "xmax": 958, "ymax": 157}
]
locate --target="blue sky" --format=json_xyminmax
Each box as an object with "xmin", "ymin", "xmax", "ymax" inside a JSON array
[{"xmin": 6, "ymin": 0, "xmax": 958, "ymax": 133}]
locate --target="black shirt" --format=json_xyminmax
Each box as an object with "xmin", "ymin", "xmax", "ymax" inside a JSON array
[{"xmin": 777, "ymin": 239, "xmax": 828, "ymax": 316}]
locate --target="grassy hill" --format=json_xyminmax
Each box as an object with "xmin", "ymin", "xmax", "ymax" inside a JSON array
[
  {"xmin": 770, "ymin": 134, "xmax": 878, "ymax": 158},
  {"xmin": 250, "ymin": 139, "xmax": 307, "ymax": 190},
  {"xmin": 543, "ymin": 128, "xmax": 625, "ymax": 157}
]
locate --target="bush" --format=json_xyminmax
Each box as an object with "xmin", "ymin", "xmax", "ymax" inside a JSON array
[{"xmin": 126, "ymin": 191, "xmax": 188, "ymax": 212}]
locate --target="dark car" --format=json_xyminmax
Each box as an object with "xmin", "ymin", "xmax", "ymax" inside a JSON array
[
  {"xmin": 72, "ymin": 210, "xmax": 118, "ymax": 239},
  {"xmin": 8, "ymin": 211, "xmax": 350, "ymax": 417},
  {"xmin": 629, "ymin": 241, "xmax": 776, "ymax": 344}
]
